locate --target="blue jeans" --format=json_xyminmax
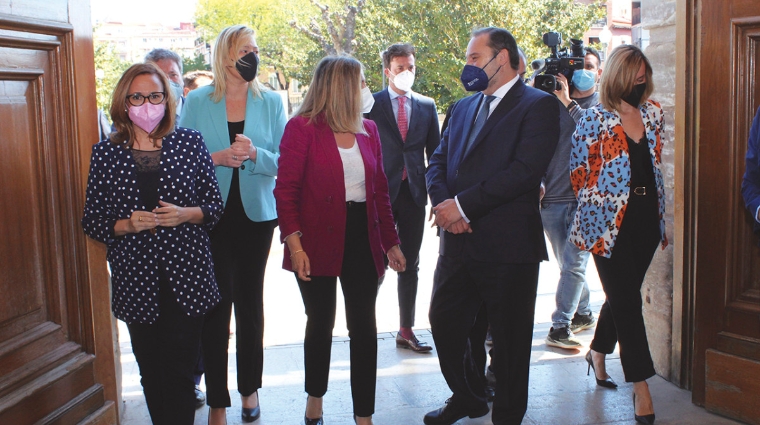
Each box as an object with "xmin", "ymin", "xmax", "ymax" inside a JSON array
[{"xmin": 540, "ymin": 201, "xmax": 591, "ymax": 329}]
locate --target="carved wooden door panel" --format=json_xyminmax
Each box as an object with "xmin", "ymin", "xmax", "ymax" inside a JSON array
[
  {"xmin": 691, "ymin": 0, "xmax": 760, "ymax": 423},
  {"xmin": 0, "ymin": 2, "xmax": 117, "ymax": 424}
]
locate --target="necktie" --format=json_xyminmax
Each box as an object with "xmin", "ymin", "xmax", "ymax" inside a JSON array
[
  {"xmin": 397, "ymin": 95, "xmax": 408, "ymax": 180},
  {"xmin": 465, "ymin": 94, "xmax": 496, "ymax": 155}
]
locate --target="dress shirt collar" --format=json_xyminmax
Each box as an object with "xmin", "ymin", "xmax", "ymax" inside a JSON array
[
  {"xmin": 485, "ymin": 73, "xmax": 519, "ymax": 101},
  {"xmin": 388, "ymin": 88, "xmax": 411, "ymax": 101}
]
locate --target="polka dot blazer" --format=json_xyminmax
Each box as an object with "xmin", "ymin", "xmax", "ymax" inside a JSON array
[{"xmin": 82, "ymin": 127, "xmax": 224, "ymax": 324}]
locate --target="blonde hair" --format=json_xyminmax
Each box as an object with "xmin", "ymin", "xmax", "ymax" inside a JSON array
[
  {"xmin": 599, "ymin": 44, "xmax": 654, "ymax": 111},
  {"xmin": 210, "ymin": 25, "xmax": 263, "ymax": 102},
  {"xmin": 296, "ymin": 55, "xmax": 366, "ymax": 135},
  {"xmin": 109, "ymin": 62, "xmax": 176, "ymax": 147}
]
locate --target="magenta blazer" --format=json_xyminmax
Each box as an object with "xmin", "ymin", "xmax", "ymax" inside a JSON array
[{"xmin": 274, "ymin": 115, "xmax": 400, "ymax": 278}]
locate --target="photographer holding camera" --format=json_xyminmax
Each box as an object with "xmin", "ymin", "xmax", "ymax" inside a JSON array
[
  {"xmin": 539, "ymin": 43, "xmax": 603, "ymax": 349},
  {"xmin": 554, "ymin": 47, "xmax": 602, "ymax": 120}
]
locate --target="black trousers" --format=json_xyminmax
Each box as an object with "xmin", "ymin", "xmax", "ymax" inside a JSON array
[
  {"xmin": 297, "ymin": 202, "xmax": 379, "ymax": 417},
  {"xmin": 202, "ymin": 214, "xmax": 276, "ymax": 407},
  {"xmin": 389, "ymin": 179, "xmax": 426, "ymax": 328},
  {"xmin": 127, "ymin": 277, "xmax": 204, "ymax": 425},
  {"xmin": 429, "ymin": 256, "xmax": 540, "ymax": 425},
  {"xmin": 590, "ymin": 189, "xmax": 660, "ymax": 383}
]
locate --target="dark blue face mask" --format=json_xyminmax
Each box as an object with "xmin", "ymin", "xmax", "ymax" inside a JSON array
[{"xmin": 460, "ymin": 55, "xmax": 500, "ymax": 92}]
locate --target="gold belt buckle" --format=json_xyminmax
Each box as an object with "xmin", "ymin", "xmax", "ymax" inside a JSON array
[{"xmin": 633, "ymin": 187, "xmax": 646, "ymax": 196}]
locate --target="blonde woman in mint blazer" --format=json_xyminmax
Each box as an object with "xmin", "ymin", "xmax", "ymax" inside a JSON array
[{"xmin": 178, "ymin": 25, "xmax": 286, "ymax": 425}]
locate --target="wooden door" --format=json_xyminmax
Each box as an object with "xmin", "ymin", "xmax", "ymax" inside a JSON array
[
  {"xmin": 0, "ymin": 2, "xmax": 118, "ymax": 424},
  {"xmin": 688, "ymin": 0, "xmax": 760, "ymax": 423}
]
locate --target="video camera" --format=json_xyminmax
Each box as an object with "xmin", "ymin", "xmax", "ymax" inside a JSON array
[{"xmin": 533, "ymin": 32, "xmax": 585, "ymax": 94}]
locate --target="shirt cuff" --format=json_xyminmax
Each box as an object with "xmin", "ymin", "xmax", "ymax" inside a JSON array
[
  {"xmin": 756, "ymin": 205, "xmax": 760, "ymax": 223},
  {"xmin": 454, "ymin": 196, "xmax": 470, "ymax": 224},
  {"xmin": 284, "ymin": 231, "xmax": 303, "ymax": 241}
]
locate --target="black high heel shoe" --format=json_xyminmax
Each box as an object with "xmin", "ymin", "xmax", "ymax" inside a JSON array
[
  {"xmin": 633, "ymin": 393, "xmax": 656, "ymax": 424},
  {"xmin": 585, "ymin": 351, "xmax": 618, "ymax": 388},
  {"xmin": 241, "ymin": 391, "xmax": 260, "ymax": 423},
  {"xmin": 304, "ymin": 396, "xmax": 324, "ymax": 425}
]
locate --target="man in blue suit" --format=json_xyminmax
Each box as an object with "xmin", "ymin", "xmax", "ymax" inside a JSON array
[
  {"xmin": 366, "ymin": 43, "xmax": 440, "ymax": 353},
  {"xmin": 424, "ymin": 27, "xmax": 560, "ymax": 425}
]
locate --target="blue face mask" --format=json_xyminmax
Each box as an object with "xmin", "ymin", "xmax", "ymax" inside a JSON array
[
  {"xmin": 572, "ymin": 69, "xmax": 596, "ymax": 92},
  {"xmin": 460, "ymin": 55, "xmax": 500, "ymax": 92}
]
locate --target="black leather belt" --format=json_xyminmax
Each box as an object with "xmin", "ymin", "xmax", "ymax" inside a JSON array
[
  {"xmin": 346, "ymin": 201, "xmax": 366, "ymax": 208},
  {"xmin": 633, "ymin": 187, "xmax": 647, "ymax": 196}
]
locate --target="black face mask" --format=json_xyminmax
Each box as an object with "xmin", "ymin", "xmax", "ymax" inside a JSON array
[
  {"xmin": 622, "ymin": 83, "xmax": 646, "ymax": 108},
  {"xmin": 236, "ymin": 52, "xmax": 259, "ymax": 82}
]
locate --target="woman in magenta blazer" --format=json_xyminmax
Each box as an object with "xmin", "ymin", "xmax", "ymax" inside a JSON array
[{"xmin": 274, "ymin": 55, "xmax": 405, "ymax": 425}]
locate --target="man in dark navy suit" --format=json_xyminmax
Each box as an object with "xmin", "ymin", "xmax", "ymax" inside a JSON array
[
  {"xmin": 366, "ymin": 43, "xmax": 440, "ymax": 353},
  {"xmin": 424, "ymin": 27, "xmax": 560, "ymax": 425}
]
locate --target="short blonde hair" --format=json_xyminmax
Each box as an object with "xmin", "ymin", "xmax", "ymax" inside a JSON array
[
  {"xmin": 295, "ymin": 55, "xmax": 366, "ymax": 135},
  {"xmin": 109, "ymin": 62, "xmax": 176, "ymax": 147},
  {"xmin": 210, "ymin": 25, "xmax": 263, "ymax": 103},
  {"xmin": 599, "ymin": 44, "xmax": 654, "ymax": 111}
]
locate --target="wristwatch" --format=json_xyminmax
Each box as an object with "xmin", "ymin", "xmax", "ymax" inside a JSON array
[{"xmin": 566, "ymin": 100, "xmax": 579, "ymax": 111}]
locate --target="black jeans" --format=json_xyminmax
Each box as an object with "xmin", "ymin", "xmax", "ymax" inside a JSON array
[
  {"xmin": 297, "ymin": 202, "xmax": 379, "ymax": 417},
  {"xmin": 202, "ymin": 213, "xmax": 276, "ymax": 407},
  {"xmin": 390, "ymin": 179, "xmax": 426, "ymax": 328},
  {"xmin": 127, "ymin": 277, "xmax": 204, "ymax": 425},
  {"xmin": 590, "ymin": 188, "xmax": 660, "ymax": 383}
]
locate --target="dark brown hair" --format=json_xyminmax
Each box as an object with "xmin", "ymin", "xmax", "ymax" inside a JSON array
[{"xmin": 381, "ymin": 43, "xmax": 415, "ymax": 69}]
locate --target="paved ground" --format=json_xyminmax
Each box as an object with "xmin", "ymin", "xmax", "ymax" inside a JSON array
[{"xmin": 118, "ymin": 223, "xmax": 744, "ymax": 425}]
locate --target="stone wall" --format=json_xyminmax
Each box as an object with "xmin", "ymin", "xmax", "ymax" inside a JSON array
[{"xmin": 641, "ymin": 0, "xmax": 677, "ymax": 381}]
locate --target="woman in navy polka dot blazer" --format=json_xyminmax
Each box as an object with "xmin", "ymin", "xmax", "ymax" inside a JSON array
[{"xmin": 82, "ymin": 63, "xmax": 223, "ymax": 425}]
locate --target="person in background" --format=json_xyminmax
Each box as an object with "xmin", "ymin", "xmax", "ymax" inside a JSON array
[
  {"xmin": 274, "ymin": 55, "xmax": 406, "ymax": 425},
  {"xmin": 184, "ymin": 70, "xmax": 214, "ymax": 97},
  {"xmin": 741, "ymin": 105, "xmax": 760, "ymax": 236},
  {"xmin": 425, "ymin": 27, "xmax": 559, "ymax": 425},
  {"xmin": 179, "ymin": 67, "xmax": 216, "ymax": 409},
  {"xmin": 81, "ymin": 62, "xmax": 223, "ymax": 425},
  {"xmin": 179, "ymin": 25, "xmax": 287, "ymax": 425},
  {"xmin": 570, "ymin": 44, "xmax": 668, "ymax": 425},
  {"xmin": 541, "ymin": 47, "xmax": 603, "ymax": 350},
  {"xmin": 145, "ymin": 48, "xmax": 185, "ymax": 117},
  {"xmin": 365, "ymin": 43, "xmax": 440, "ymax": 353}
]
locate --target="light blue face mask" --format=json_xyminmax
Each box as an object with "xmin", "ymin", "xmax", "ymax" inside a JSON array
[
  {"xmin": 169, "ymin": 81, "xmax": 184, "ymax": 100},
  {"xmin": 572, "ymin": 69, "xmax": 596, "ymax": 92}
]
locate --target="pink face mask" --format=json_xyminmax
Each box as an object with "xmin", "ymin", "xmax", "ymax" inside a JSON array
[{"xmin": 128, "ymin": 102, "xmax": 166, "ymax": 134}]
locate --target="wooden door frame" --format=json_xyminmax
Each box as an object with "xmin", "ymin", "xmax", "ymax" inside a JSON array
[{"xmin": 674, "ymin": 0, "xmax": 698, "ymax": 393}]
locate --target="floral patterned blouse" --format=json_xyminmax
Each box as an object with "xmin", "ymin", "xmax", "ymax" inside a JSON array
[{"xmin": 569, "ymin": 100, "xmax": 668, "ymax": 258}]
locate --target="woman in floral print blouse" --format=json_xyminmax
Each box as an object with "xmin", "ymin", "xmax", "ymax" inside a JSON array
[{"xmin": 569, "ymin": 45, "xmax": 668, "ymax": 425}]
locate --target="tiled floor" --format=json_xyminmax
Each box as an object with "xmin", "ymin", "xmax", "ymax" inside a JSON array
[{"xmin": 118, "ymin": 230, "xmax": 745, "ymax": 425}]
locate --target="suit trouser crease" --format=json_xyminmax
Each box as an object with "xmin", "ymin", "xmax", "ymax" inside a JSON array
[
  {"xmin": 297, "ymin": 203, "xmax": 379, "ymax": 417},
  {"xmin": 589, "ymin": 190, "xmax": 660, "ymax": 383},
  {"xmin": 127, "ymin": 276, "xmax": 204, "ymax": 425},
  {"xmin": 390, "ymin": 179, "xmax": 426, "ymax": 328},
  {"xmin": 540, "ymin": 201, "xmax": 592, "ymax": 328},
  {"xmin": 430, "ymin": 255, "xmax": 539, "ymax": 425},
  {"xmin": 203, "ymin": 214, "xmax": 275, "ymax": 407}
]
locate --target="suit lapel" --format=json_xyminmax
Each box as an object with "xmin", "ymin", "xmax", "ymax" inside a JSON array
[
  {"xmin": 407, "ymin": 92, "xmax": 422, "ymax": 143},
  {"xmin": 453, "ymin": 94, "xmax": 483, "ymax": 164},
  {"xmin": 242, "ymin": 90, "xmax": 263, "ymax": 138},
  {"xmin": 463, "ymin": 81, "xmax": 526, "ymax": 160},
  {"xmin": 379, "ymin": 89, "xmax": 404, "ymax": 145},
  {"xmin": 209, "ymin": 97, "xmax": 229, "ymax": 149}
]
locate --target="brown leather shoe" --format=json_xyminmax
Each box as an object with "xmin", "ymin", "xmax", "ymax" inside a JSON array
[{"xmin": 396, "ymin": 332, "xmax": 433, "ymax": 352}]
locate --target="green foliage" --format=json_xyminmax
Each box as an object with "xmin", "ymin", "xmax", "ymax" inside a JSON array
[
  {"xmin": 193, "ymin": 0, "xmax": 604, "ymax": 111},
  {"xmin": 183, "ymin": 53, "xmax": 209, "ymax": 72},
  {"xmin": 94, "ymin": 40, "xmax": 131, "ymax": 118}
]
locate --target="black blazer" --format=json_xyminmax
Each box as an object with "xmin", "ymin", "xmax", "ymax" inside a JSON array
[
  {"xmin": 426, "ymin": 79, "xmax": 560, "ymax": 263},
  {"xmin": 365, "ymin": 89, "xmax": 440, "ymax": 206}
]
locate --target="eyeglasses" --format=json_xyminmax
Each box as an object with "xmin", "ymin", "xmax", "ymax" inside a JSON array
[{"xmin": 126, "ymin": 92, "xmax": 166, "ymax": 106}]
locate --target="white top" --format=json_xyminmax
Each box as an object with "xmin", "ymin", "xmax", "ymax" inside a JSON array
[{"xmin": 338, "ymin": 141, "xmax": 366, "ymax": 202}]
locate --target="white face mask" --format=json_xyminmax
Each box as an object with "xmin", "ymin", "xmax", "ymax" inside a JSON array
[
  {"xmin": 361, "ymin": 86, "xmax": 375, "ymax": 113},
  {"xmin": 390, "ymin": 70, "xmax": 415, "ymax": 93}
]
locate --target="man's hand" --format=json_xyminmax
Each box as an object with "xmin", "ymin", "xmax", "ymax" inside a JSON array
[
  {"xmin": 554, "ymin": 73, "xmax": 572, "ymax": 107},
  {"xmin": 432, "ymin": 198, "xmax": 463, "ymax": 230},
  {"xmin": 446, "ymin": 219, "xmax": 472, "ymax": 234}
]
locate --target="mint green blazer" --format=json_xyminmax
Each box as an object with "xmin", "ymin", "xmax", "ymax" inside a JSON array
[{"xmin": 179, "ymin": 85, "xmax": 287, "ymax": 222}]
